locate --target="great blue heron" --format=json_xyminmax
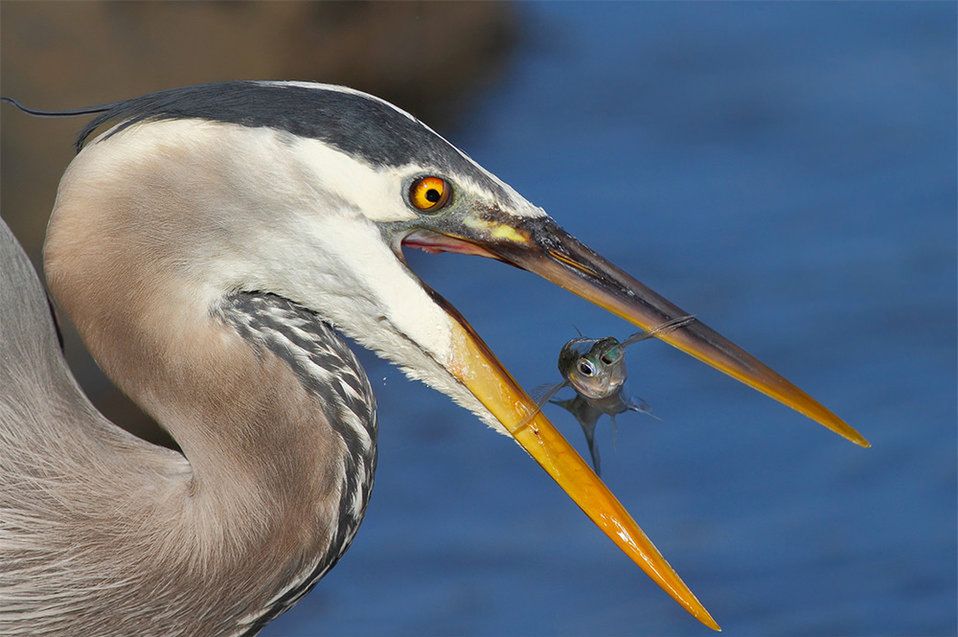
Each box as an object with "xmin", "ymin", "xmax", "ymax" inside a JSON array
[{"xmin": 0, "ymin": 81, "xmax": 868, "ymax": 636}]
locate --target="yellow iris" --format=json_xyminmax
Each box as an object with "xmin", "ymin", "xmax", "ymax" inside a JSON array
[{"xmin": 409, "ymin": 176, "xmax": 450, "ymax": 212}]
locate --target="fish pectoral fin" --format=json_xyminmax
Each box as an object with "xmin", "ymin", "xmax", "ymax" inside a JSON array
[
  {"xmin": 628, "ymin": 397, "xmax": 662, "ymax": 421},
  {"xmin": 586, "ymin": 429, "xmax": 602, "ymax": 476}
]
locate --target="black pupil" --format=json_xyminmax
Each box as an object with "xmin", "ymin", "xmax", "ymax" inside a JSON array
[
  {"xmin": 425, "ymin": 188, "xmax": 441, "ymax": 203},
  {"xmin": 578, "ymin": 362, "xmax": 592, "ymax": 375}
]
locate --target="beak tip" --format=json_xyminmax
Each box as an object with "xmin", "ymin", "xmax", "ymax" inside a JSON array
[
  {"xmin": 667, "ymin": 579, "xmax": 720, "ymax": 631},
  {"xmin": 825, "ymin": 417, "xmax": 870, "ymax": 448},
  {"xmin": 697, "ymin": 609, "xmax": 722, "ymax": 632}
]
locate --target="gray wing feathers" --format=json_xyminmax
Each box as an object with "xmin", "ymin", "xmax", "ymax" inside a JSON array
[
  {"xmin": 0, "ymin": 218, "xmax": 189, "ymax": 636},
  {"xmin": 0, "ymin": 218, "xmax": 63, "ymax": 386}
]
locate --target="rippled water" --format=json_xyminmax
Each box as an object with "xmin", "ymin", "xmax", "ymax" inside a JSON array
[{"xmin": 266, "ymin": 4, "xmax": 956, "ymax": 636}]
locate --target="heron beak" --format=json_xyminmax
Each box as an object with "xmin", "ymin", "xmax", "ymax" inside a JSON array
[
  {"xmin": 487, "ymin": 217, "xmax": 871, "ymax": 447},
  {"xmin": 432, "ymin": 293, "xmax": 721, "ymax": 631},
  {"xmin": 401, "ymin": 212, "xmax": 865, "ymax": 630},
  {"xmin": 437, "ymin": 215, "xmax": 869, "ymax": 447}
]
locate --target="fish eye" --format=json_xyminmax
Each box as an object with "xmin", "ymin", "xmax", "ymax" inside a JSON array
[
  {"xmin": 409, "ymin": 176, "xmax": 451, "ymax": 212},
  {"xmin": 577, "ymin": 360, "xmax": 595, "ymax": 376}
]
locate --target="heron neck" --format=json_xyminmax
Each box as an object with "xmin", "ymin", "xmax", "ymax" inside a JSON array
[{"xmin": 44, "ymin": 211, "xmax": 377, "ymax": 627}]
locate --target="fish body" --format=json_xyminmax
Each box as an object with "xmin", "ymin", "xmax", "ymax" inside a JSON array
[
  {"xmin": 528, "ymin": 315, "xmax": 696, "ymax": 474},
  {"xmin": 550, "ymin": 392, "xmax": 649, "ymax": 475}
]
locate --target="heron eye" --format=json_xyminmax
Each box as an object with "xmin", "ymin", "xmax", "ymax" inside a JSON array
[
  {"xmin": 409, "ymin": 176, "xmax": 451, "ymax": 212},
  {"xmin": 578, "ymin": 360, "xmax": 594, "ymax": 376}
]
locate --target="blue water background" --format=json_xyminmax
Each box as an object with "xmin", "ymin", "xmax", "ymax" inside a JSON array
[{"xmin": 267, "ymin": 4, "xmax": 957, "ymax": 636}]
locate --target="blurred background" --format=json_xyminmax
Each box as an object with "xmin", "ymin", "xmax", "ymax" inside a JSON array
[{"xmin": 1, "ymin": 2, "xmax": 955, "ymax": 636}]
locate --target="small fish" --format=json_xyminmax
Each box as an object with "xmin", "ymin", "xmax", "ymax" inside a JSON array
[{"xmin": 522, "ymin": 315, "xmax": 696, "ymax": 474}]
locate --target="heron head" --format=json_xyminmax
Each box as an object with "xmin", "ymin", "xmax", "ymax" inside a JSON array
[{"xmin": 60, "ymin": 81, "xmax": 866, "ymax": 629}]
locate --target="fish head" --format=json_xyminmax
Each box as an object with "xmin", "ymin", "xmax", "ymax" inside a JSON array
[{"xmin": 559, "ymin": 336, "xmax": 627, "ymax": 400}]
